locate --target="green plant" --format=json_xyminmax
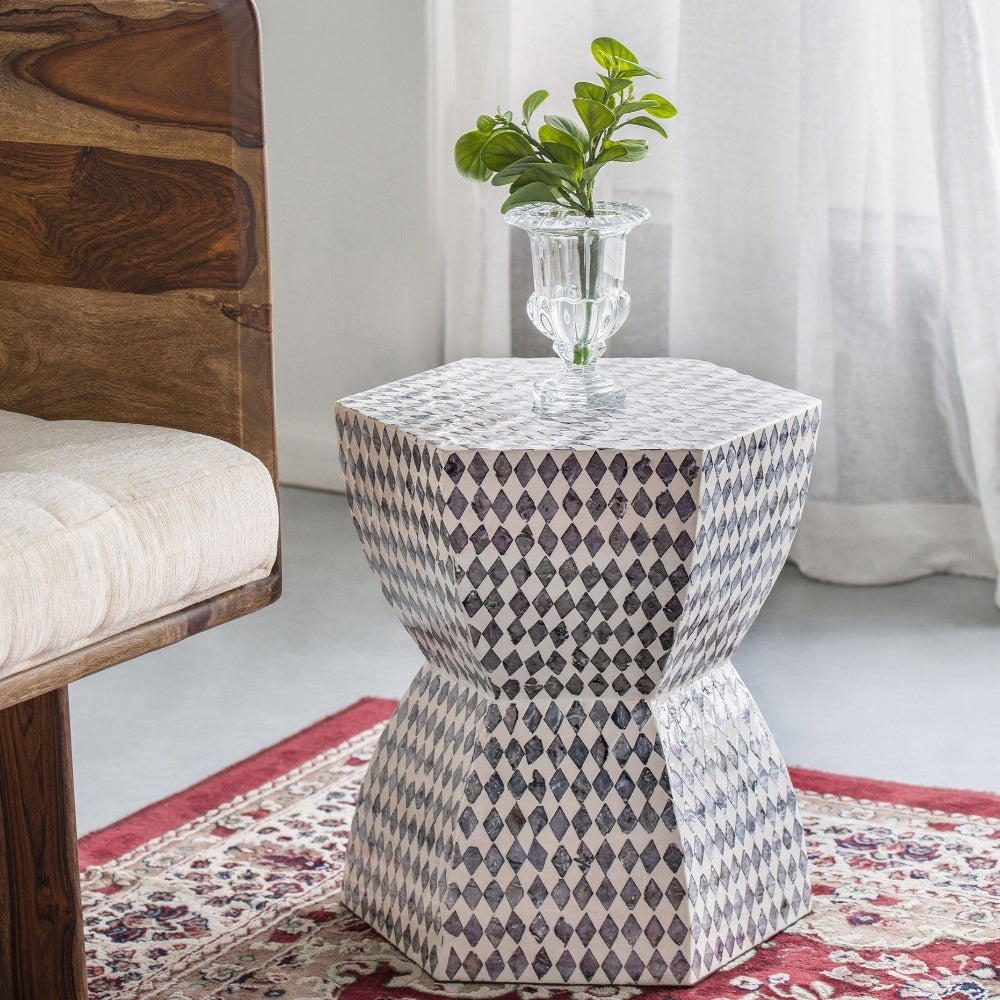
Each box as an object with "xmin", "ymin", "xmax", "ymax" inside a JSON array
[{"xmin": 454, "ymin": 36, "xmax": 676, "ymax": 217}]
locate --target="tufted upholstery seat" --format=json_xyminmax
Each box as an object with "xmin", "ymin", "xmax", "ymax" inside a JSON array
[{"xmin": 0, "ymin": 410, "xmax": 279, "ymax": 680}]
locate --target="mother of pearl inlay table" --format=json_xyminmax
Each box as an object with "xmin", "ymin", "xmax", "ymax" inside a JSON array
[{"xmin": 335, "ymin": 357, "xmax": 821, "ymax": 987}]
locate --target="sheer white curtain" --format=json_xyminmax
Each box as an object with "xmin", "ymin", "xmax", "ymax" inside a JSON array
[
  {"xmin": 431, "ymin": 0, "xmax": 1000, "ymax": 605},
  {"xmin": 429, "ymin": 0, "xmax": 512, "ymax": 359}
]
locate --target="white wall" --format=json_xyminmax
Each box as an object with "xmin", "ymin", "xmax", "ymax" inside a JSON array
[{"xmin": 256, "ymin": 0, "xmax": 443, "ymax": 490}]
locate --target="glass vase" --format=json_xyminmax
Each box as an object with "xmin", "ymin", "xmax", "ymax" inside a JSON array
[{"xmin": 505, "ymin": 201, "xmax": 650, "ymax": 416}]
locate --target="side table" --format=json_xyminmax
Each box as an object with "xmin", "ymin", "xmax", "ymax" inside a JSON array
[{"xmin": 336, "ymin": 357, "xmax": 821, "ymax": 986}]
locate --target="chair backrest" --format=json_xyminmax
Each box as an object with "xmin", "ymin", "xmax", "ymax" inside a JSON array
[{"xmin": 0, "ymin": 0, "xmax": 276, "ymax": 483}]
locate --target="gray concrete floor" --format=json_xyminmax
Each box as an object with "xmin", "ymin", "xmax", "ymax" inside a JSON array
[{"xmin": 71, "ymin": 486, "xmax": 1000, "ymax": 835}]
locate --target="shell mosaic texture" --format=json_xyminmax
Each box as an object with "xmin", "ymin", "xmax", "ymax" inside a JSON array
[{"xmin": 335, "ymin": 358, "xmax": 822, "ymax": 986}]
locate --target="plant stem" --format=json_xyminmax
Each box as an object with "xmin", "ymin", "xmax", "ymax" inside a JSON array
[
  {"xmin": 505, "ymin": 121, "xmax": 590, "ymax": 213},
  {"xmin": 575, "ymin": 230, "xmax": 601, "ymax": 364}
]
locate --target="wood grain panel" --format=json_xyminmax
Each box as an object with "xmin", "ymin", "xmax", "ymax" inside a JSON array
[
  {"xmin": 1, "ymin": 0, "xmax": 263, "ymax": 147},
  {"xmin": 0, "ymin": 282, "xmax": 259, "ymax": 451},
  {"xmin": 0, "ymin": 140, "xmax": 255, "ymax": 293},
  {"xmin": 0, "ymin": 0, "xmax": 279, "ymax": 680},
  {"xmin": 0, "ymin": 688, "xmax": 87, "ymax": 999},
  {"xmin": 0, "ymin": 0, "xmax": 276, "ymax": 481}
]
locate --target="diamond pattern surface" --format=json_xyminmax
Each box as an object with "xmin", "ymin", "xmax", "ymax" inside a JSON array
[{"xmin": 337, "ymin": 358, "xmax": 820, "ymax": 985}]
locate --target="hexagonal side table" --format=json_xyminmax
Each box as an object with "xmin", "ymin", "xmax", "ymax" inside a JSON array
[{"xmin": 336, "ymin": 357, "xmax": 821, "ymax": 987}]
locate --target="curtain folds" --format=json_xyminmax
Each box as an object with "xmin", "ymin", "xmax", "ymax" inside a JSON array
[
  {"xmin": 921, "ymin": 0, "xmax": 1000, "ymax": 604},
  {"xmin": 429, "ymin": 0, "xmax": 512, "ymax": 360},
  {"xmin": 432, "ymin": 0, "xmax": 1000, "ymax": 604}
]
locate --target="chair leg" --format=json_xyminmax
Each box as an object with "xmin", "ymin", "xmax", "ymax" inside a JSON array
[{"xmin": 0, "ymin": 687, "xmax": 87, "ymax": 999}]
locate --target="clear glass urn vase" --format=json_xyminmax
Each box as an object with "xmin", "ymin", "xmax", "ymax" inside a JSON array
[{"xmin": 505, "ymin": 201, "xmax": 650, "ymax": 416}]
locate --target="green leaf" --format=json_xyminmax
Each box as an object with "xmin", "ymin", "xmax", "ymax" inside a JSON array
[
  {"xmin": 591, "ymin": 36, "xmax": 637, "ymax": 72},
  {"xmin": 573, "ymin": 98, "xmax": 616, "ymax": 139},
  {"xmin": 599, "ymin": 76, "xmax": 631, "ymax": 95},
  {"xmin": 480, "ymin": 130, "xmax": 535, "ymax": 171},
  {"xmin": 616, "ymin": 60, "xmax": 661, "ymax": 80},
  {"xmin": 509, "ymin": 171, "xmax": 541, "ymax": 193},
  {"xmin": 476, "ymin": 115, "xmax": 495, "ymax": 132},
  {"xmin": 574, "ymin": 81, "xmax": 605, "ymax": 102},
  {"xmin": 490, "ymin": 155, "xmax": 542, "ymax": 186},
  {"xmin": 454, "ymin": 130, "xmax": 491, "ymax": 181},
  {"xmin": 522, "ymin": 89, "xmax": 548, "ymax": 123},
  {"xmin": 641, "ymin": 92, "xmax": 678, "ymax": 118},
  {"xmin": 580, "ymin": 140, "xmax": 632, "ymax": 185},
  {"xmin": 533, "ymin": 162, "xmax": 580, "ymax": 183},
  {"xmin": 543, "ymin": 115, "xmax": 589, "ymax": 151},
  {"xmin": 540, "ymin": 138, "xmax": 584, "ymax": 170},
  {"xmin": 595, "ymin": 140, "xmax": 630, "ymax": 165},
  {"xmin": 511, "ymin": 162, "xmax": 579, "ymax": 191},
  {"xmin": 620, "ymin": 114, "xmax": 669, "ymax": 139},
  {"xmin": 617, "ymin": 99, "xmax": 658, "ymax": 116},
  {"xmin": 616, "ymin": 138, "xmax": 649, "ymax": 161},
  {"xmin": 501, "ymin": 181, "xmax": 563, "ymax": 213},
  {"xmin": 538, "ymin": 124, "xmax": 572, "ymax": 148}
]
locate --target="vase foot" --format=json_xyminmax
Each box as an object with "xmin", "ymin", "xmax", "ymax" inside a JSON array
[{"xmin": 533, "ymin": 366, "xmax": 625, "ymax": 416}]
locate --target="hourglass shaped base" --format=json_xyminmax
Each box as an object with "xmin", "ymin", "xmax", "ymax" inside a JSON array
[
  {"xmin": 336, "ymin": 357, "xmax": 823, "ymax": 987},
  {"xmin": 533, "ymin": 364, "xmax": 626, "ymax": 416}
]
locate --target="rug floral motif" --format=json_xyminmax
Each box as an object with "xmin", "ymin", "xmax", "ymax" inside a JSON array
[{"xmin": 81, "ymin": 705, "xmax": 1000, "ymax": 1000}]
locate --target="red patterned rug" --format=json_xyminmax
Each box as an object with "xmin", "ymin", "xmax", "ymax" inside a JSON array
[{"xmin": 81, "ymin": 698, "xmax": 1000, "ymax": 999}]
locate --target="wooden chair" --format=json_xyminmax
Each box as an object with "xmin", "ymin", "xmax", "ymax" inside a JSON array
[{"xmin": 0, "ymin": 2, "xmax": 278, "ymax": 995}]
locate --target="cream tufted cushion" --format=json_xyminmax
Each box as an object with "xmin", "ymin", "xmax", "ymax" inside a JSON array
[{"xmin": 0, "ymin": 410, "xmax": 279, "ymax": 679}]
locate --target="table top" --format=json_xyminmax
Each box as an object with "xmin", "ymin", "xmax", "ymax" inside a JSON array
[{"xmin": 337, "ymin": 358, "xmax": 819, "ymax": 452}]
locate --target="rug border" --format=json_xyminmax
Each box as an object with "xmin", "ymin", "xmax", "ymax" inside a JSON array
[
  {"xmin": 788, "ymin": 765, "xmax": 1000, "ymax": 821},
  {"xmin": 79, "ymin": 697, "xmax": 1000, "ymax": 869},
  {"xmin": 78, "ymin": 696, "xmax": 396, "ymax": 868}
]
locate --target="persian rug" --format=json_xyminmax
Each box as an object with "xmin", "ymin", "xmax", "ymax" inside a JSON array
[{"xmin": 81, "ymin": 698, "xmax": 1000, "ymax": 1000}]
